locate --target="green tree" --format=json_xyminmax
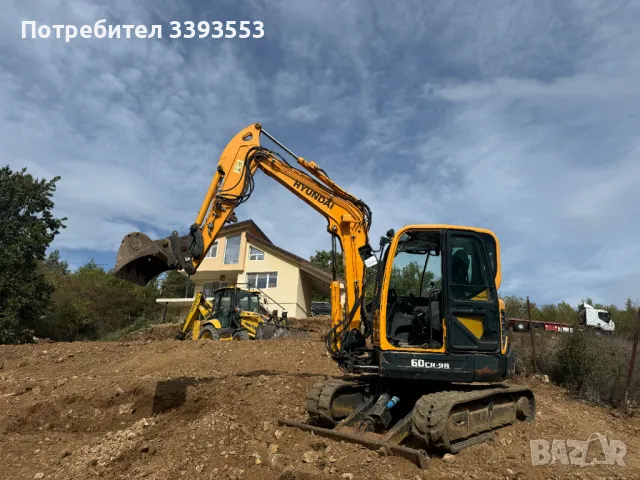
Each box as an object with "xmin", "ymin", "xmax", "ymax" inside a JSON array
[
  {"xmin": 502, "ymin": 295, "xmax": 543, "ymax": 321},
  {"xmin": 309, "ymin": 249, "xmax": 344, "ymax": 301},
  {"xmin": 0, "ymin": 166, "xmax": 66, "ymax": 343},
  {"xmin": 37, "ymin": 259, "xmax": 162, "ymax": 341},
  {"xmin": 42, "ymin": 250, "xmax": 70, "ymax": 276},
  {"xmin": 160, "ymin": 270, "xmax": 195, "ymax": 298},
  {"xmin": 309, "ymin": 249, "xmax": 344, "ymax": 278},
  {"xmin": 388, "ymin": 261, "xmax": 435, "ymax": 296},
  {"xmin": 309, "ymin": 248, "xmax": 377, "ymax": 301}
]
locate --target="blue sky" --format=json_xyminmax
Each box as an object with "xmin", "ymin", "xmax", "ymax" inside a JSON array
[{"xmin": 2, "ymin": 0, "xmax": 639, "ymax": 307}]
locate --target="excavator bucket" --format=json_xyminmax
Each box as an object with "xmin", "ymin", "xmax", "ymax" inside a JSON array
[{"xmin": 114, "ymin": 232, "xmax": 179, "ymax": 286}]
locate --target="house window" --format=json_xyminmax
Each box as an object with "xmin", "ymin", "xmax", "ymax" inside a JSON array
[
  {"xmin": 247, "ymin": 272, "xmax": 278, "ymax": 289},
  {"xmin": 224, "ymin": 235, "xmax": 241, "ymax": 264},
  {"xmin": 202, "ymin": 281, "xmax": 228, "ymax": 297},
  {"xmin": 206, "ymin": 240, "xmax": 219, "ymax": 258},
  {"xmin": 249, "ymin": 246, "xmax": 264, "ymax": 261}
]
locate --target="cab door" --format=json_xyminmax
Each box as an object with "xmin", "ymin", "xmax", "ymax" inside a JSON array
[
  {"xmin": 444, "ymin": 230, "xmax": 501, "ymax": 353},
  {"xmin": 212, "ymin": 290, "xmax": 233, "ymax": 328}
]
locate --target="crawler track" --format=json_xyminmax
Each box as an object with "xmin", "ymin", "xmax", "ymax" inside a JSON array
[
  {"xmin": 410, "ymin": 386, "xmax": 536, "ymax": 453},
  {"xmin": 306, "ymin": 378, "xmax": 368, "ymax": 427},
  {"xmin": 304, "ymin": 377, "xmax": 536, "ymax": 456}
]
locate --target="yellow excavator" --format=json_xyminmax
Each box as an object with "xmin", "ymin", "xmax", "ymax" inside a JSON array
[{"xmin": 114, "ymin": 124, "xmax": 535, "ymax": 467}]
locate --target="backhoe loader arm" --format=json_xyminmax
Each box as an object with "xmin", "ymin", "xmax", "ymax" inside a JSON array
[
  {"xmin": 175, "ymin": 292, "xmax": 213, "ymax": 340},
  {"xmin": 114, "ymin": 123, "xmax": 375, "ymax": 359}
]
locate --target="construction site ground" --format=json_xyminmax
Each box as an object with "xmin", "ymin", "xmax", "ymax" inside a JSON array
[{"xmin": 1, "ymin": 320, "xmax": 639, "ymax": 480}]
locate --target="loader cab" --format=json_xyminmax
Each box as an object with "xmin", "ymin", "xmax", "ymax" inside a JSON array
[
  {"xmin": 209, "ymin": 287, "xmax": 265, "ymax": 328},
  {"xmin": 210, "ymin": 288, "xmax": 234, "ymax": 328},
  {"xmin": 380, "ymin": 226, "xmax": 502, "ymax": 355}
]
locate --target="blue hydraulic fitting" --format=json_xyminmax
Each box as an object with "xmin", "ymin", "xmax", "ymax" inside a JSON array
[{"xmin": 385, "ymin": 396, "xmax": 400, "ymax": 409}]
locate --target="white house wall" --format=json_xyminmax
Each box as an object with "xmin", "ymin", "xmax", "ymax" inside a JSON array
[{"xmin": 237, "ymin": 242, "xmax": 308, "ymax": 318}]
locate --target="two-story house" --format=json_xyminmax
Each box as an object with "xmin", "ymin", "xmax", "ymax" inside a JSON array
[{"xmin": 157, "ymin": 219, "xmax": 339, "ymax": 321}]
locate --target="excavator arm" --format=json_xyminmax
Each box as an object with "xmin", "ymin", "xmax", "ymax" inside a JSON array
[{"xmin": 114, "ymin": 123, "xmax": 375, "ymax": 360}]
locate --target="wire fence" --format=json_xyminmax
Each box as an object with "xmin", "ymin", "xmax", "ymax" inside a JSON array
[{"xmin": 509, "ymin": 297, "xmax": 640, "ymax": 412}]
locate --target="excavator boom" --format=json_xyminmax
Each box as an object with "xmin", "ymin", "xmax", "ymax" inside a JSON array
[{"xmin": 114, "ymin": 123, "xmax": 374, "ymax": 358}]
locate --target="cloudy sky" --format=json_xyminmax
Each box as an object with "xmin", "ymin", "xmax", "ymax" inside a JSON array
[{"xmin": 3, "ymin": 0, "xmax": 639, "ymax": 307}]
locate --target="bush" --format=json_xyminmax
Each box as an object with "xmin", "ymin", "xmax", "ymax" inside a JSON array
[
  {"xmin": 513, "ymin": 329, "xmax": 562, "ymax": 375},
  {"xmin": 551, "ymin": 330, "xmax": 596, "ymax": 392},
  {"xmin": 513, "ymin": 328, "xmax": 638, "ymax": 408},
  {"xmin": 34, "ymin": 258, "xmax": 163, "ymax": 341}
]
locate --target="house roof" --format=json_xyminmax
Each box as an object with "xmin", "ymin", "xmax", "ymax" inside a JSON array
[
  {"xmin": 185, "ymin": 218, "xmax": 343, "ymax": 292},
  {"xmin": 218, "ymin": 219, "xmax": 272, "ymax": 244}
]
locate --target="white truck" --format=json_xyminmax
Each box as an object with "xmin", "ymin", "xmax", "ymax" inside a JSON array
[
  {"xmin": 578, "ymin": 302, "xmax": 615, "ymax": 334},
  {"xmin": 508, "ymin": 302, "xmax": 614, "ymax": 335}
]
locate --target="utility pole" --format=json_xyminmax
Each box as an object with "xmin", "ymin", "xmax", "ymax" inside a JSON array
[
  {"xmin": 624, "ymin": 307, "xmax": 640, "ymax": 412},
  {"xmin": 527, "ymin": 296, "xmax": 537, "ymax": 373}
]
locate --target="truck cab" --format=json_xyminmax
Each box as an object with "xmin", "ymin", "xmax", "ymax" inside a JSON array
[{"xmin": 578, "ymin": 302, "xmax": 615, "ymax": 334}]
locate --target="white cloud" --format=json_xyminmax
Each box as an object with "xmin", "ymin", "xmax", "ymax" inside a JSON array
[
  {"xmin": 1, "ymin": 0, "xmax": 639, "ymax": 307},
  {"xmin": 286, "ymin": 105, "xmax": 321, "ymax": 122},
  {"xmin": 424, "ymin": 74, "xmax": 640, "ymax": 102}
]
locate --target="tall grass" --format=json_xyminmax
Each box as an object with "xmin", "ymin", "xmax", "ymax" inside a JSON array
[{"xmin": 514, "ymin": 329, "xmax": 639, "ymax": 408}]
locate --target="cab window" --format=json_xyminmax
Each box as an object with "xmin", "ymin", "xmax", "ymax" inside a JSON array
[{"xmin": 449, "ymin": 235, "xmax": 492, "ymax": 302}]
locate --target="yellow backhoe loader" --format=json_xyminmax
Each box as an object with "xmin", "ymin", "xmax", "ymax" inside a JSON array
[
  {"xmin": 113, "ymin": 123, "xmax": 535, "ymax": 467},
  {"xmin": 176, "ymin": 286, "xmax": 306, "ymax": 341}
]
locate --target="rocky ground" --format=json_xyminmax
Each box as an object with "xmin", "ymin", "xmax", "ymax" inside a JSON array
[{"xmin": 1, "ymin": 322, "xmax": 639, "ymax": 480}]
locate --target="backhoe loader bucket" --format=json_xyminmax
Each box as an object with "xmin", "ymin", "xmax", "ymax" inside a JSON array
[
  {"xmin": 114, "ymin": 232, "xmax": 179, "ymax": 286},
  {"xmin": 255, "ymin": 323, "xmax": 310, "ymax": 340}
]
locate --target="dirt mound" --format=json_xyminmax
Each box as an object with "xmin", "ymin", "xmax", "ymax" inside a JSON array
[
  {"xmin": 120, "ymin": 322, "xmax": 182, "ymax": 342},
  {"xmin": 1, "ymin": 337, "xmax": 639, "ymax": 479},
  {"xmin": 118, "ymin": 317, "xmax": 325, "ymax": 344},
  {"xmin": 287, "ymin": 316, "xmax": 331, "ymax": 338}
]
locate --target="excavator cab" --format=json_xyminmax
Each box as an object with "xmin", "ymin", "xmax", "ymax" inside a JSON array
[
  {"xmin": 360, "ymin": 226, "xmax": 511, "ymax": 381},
  {"xmin": 381, "ymin": 229, "xmax": 444, "ymax": 350}
]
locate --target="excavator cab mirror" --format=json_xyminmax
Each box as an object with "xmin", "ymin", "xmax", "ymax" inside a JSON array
[
  {"xmin": 379, "ymin": 236, "xmax": 391, "ymax": 247},
  {"xmin": 358, "ymin": 244, "xmax": 378, "ymax": 268}
]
